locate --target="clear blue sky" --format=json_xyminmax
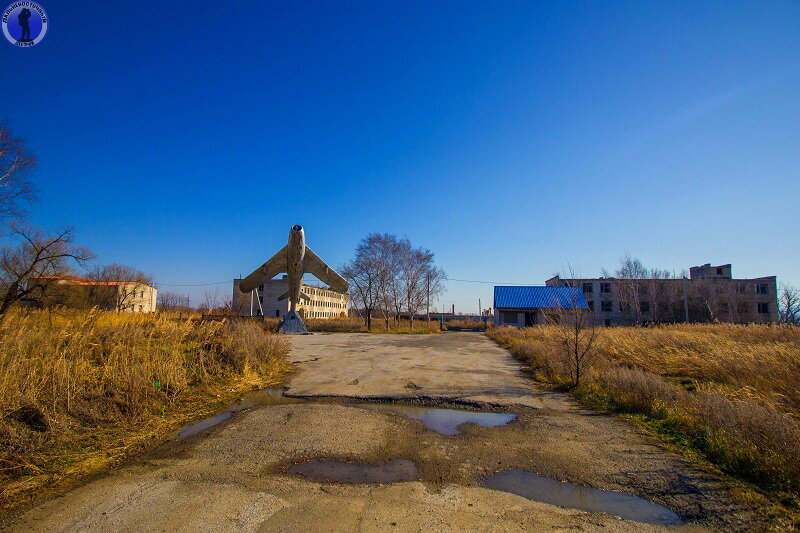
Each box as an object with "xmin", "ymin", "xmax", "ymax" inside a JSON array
[{"xmin": 2, "ymin": 1, "xmax": 798, "ymax": 311}]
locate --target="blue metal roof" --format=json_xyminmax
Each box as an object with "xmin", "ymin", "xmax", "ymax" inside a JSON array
[{"xmin": 494, "ymin": 286, "xmax": 588, "ymax": 309}]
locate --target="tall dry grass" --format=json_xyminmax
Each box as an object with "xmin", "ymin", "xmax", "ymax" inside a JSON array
[
  {"xmin": 0, "ymin": 309, "xmax": 290, "ymax": 507},
  {"xmin": 488, "ymin": 324, "xmax": 800, "ymax": 498}
]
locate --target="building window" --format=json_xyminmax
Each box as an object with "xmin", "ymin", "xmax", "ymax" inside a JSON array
[
  {"xmin": 758, "ymin": 302, "xmax": 770, "ymax": 314},
  {"xmin": 757, "ymin": 283, "xmax": 769, "ymax": 294},
  {"xmin": 259, "ymin": 284, "xmax": 264, "ymax": 291},
  {"xmin": 640, "ymin": 301, "xmax": 650, "ymax": 313},
  {"xmin": 582, "ymin": 282, "xmax": 593, "ymax": 293},
  {"xmin": 259, "ymin": 296, "xmax": 263, "ymax": 303},
  {"xmin": 139, "ymin": 305, "xmax": 143, "ymax": 312},
  {"xmin": 587, "ymin": 300, "xmax": 594, "ymax": 311},
  {"xmin": 716, "ymin": 267, "xmax": 723, "ymax": 275},
  {"xmin": 600, "ymin": 282, "xmax": 612, "ymax": 294},
  {"xmin": 738, "ymin": 284, "xmax": 747, "ymax": 294},
  {"xmin": 275, "ymin": 310, "xmax": 280, "ymax": 317},
  {"xmin": 501, "ymin": 311, "xmax": 518, "ymax": 324},
  {"xmin": 601, "ymin": 301, "xmax": 613, "ymax": 313}
]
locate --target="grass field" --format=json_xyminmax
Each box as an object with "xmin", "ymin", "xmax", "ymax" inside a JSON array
[
  {"xmin": 0, "ymin": 309, "xmax": 291, "ymax": 510},
  {"xmin": 487, "ymin": 324, "xmax": 800, "ymax": 510}
]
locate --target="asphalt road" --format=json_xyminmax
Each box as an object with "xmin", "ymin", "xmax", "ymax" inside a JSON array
[{"xmin": 4, "ymin": 333, "xmax": 760, "ymax": 532}]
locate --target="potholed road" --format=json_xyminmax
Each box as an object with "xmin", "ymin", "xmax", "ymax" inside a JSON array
[{"xmin": 5, "ymin": 333, "xmax": 759, "ymax": 531}]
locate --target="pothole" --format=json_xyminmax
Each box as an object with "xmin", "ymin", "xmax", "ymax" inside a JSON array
[
  {"xmin": 483, "ymin": 469, "xmax": 682, "ymax": 526},
  {"xmin": 350, "ymin": 404, "xmax": 516, "ymax": 435},
  {"xmin": 289, "ymin": 458, "xmax": 419, "ymax": 483},
  {"xmin": 178, "ymin": 388, "xmax": 304, "ymax": 440}
]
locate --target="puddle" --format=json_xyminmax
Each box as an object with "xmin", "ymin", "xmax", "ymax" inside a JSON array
[
  {"xmin": 178, "ymin": 388, "xmax": 303, "ymax": 440},
  {"xmin": 483, "ymin": 470, "xmax": 682, "ymax": 526},
  {"xmin": 289, "ymin": 458, "xmax": 419, "ymax": 483},
  {"xmin": 352, "ymin": 404, "xmax": 515, "ymax": 435}
]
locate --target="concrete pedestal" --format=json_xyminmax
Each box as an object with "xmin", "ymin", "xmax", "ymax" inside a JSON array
[{"xmin": 278, "ymin": 311, "xmax": 309, "ymax": 334}]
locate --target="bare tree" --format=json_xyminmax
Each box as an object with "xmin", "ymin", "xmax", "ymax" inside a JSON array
[
  {"xmin": 0, "ymin": 122, "xmax": 36, "ymax": 222},
  {"xmin": 548, "ymin": 288, "xmax": 600, "ymax": 387},
  {"xmin": 0, "ymin": 223, "xmax": 94, "ymax": 320},
  {"xmin": 779, "ymin": 284, "xmax": 800, "ymax": 325},
  {"xmin": 85, "ymin": 263, "xmax": 154, "ymax": 311},
  {"xmin": 401, "ymin": 243, "xmax": 436, "ymax": 329},
  {"xmin": 201, "ymin": 287, "xmax": 223, "ymax": 313},
  {"xmin": 343, "ymin": 233, "xmax": 444, "ymax": 330},
  {"xmin": 158, "ymin": 291, "xmax": 191, "ymax": 311}
]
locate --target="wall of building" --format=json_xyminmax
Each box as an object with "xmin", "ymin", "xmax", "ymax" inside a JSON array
[
  {"xmin": 119, "ymin": 283, "xmax": 158, "ymax": 313},
  {"xmin": 546, "ymin": 272, "xmax": 779, "ymax": 325},
  {"xmin": 232, "ymin": 277, "xmax": 348, "ymax": 319}
]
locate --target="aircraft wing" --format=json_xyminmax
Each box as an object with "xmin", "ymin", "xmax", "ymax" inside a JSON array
[
  {"xmin": 239, "ymin": 245, "xmax": 287, "ymax": 293},
  {"xmin": 303, "ymin": 246, "xmax": 349, "ymax": 293}
]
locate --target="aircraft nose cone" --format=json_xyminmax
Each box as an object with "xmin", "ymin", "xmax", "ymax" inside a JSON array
[{"xmin": 292, "ymin": 224, "xmax": 303, "ymax": 232}]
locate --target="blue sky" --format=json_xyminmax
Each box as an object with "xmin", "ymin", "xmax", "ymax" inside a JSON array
[{"xmin": 2, "ymin": 1, "xmax": 798, "ymax": 311}]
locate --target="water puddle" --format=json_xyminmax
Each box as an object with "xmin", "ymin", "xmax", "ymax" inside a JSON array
[
  {"xmin": 289, "ymin": 458, "xmax": 419, "ymax": 483},
  {"xmin": 483, "ymin": 470, "xmax": 682, "ymax": 526},
  {"xmin": 352, "ymin": 404, "xmax": 515, "ymax": 435},
  {"xmin": 178, "ymin": 388, "xmax": 304, "ymax": 440}
]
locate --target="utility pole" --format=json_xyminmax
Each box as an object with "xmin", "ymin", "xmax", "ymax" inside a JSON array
[
  {"xmin": 479, "ymin": 298, "xmax": 481, "ymax": 317},
  {"xmin": 683, "ymin": 279, "xmax": 689, "ymax": 323},
  {"xmin": 426, "ymin": 271, "xmax": 431, "ymax": 322}
]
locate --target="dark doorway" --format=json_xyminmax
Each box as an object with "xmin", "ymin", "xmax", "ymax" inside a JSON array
[{"xmin": 524, "ymin": 311, "xmax": 536, "ymax": 327}]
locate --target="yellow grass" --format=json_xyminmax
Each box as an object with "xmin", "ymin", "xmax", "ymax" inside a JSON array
[
  {"xmin": 0, "ymin": 309, "xmax": 290, "ymax": 509},
  {"xmin": 487, "ymin": 324, "xmax": 800, "ymax": 501}
]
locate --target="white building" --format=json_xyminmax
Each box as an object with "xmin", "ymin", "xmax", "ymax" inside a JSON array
[{"xmin": 232, "ymin": 276, "xmax": 348, "ymax": 319}]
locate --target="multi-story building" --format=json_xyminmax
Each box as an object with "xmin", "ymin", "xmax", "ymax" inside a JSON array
[
  {"xmin": 29, "ymin": 275, "xmax": 157, "ymax": 312},
  {"xmin": 232, "ymin": 276, "xmax": 348, "ymax": 319},
  {"xmin": 546, "ymin": 263, "xmax": 778, "ymax": 325}
]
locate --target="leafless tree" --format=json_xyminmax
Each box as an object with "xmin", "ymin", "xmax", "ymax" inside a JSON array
[
  {"xmin": 85, "ymin": 263, "xmax": 154, "ymax": 311},
  {"xmin": 0, "ymin": 122, "xmax": 36, "ymax": 222},
  {"xmin": 548, "ymin": 286, "xmax": 600, "ymax": 387},
  {"xmin": 158, "ymin": 291, "xmax": 191, "ymax": 311},
  {"xmin": 779, "ymin": 284, "xmax": 800, "ymax": 325},
  {"xmin": 343, "ymin": 233, "xmax": 444, "ymax": 330},
  {"xmin": 201, "ymin": 287, "xmax": 223, "ymax": 313},
  {"xmin": 0, "ymin": 223, "xmax": 94, "ymax": 321}
]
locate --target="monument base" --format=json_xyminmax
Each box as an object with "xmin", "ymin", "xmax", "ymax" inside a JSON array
[{"xmin": 277, "ymin": 311, "xmax": 309, "ymax": 334}]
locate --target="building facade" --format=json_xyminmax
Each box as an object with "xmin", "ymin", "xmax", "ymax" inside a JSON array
[
  {"xmin": 232, "ymin": 276, "xmax": 349, "ymax": 319},
  {"xmin": 29, "ymin": 276, "xmax": 157, "ymax": 313},
  {"xmin": 546, "ymin": 263, "xmax": 778, "ymax": 325},
  {"xmin": 493, "ymin": 286, "xmax": 588, "ymax": 326}
]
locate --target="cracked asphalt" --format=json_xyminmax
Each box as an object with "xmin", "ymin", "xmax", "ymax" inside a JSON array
[{"xmin": 3, "ymin": 333, "xmax": 762, "ymax": 532}]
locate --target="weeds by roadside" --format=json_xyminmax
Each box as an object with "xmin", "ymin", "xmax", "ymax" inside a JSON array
[
  {"xmin": 0, "ymin": 309, "xmax": 290, "ymax": 510},
  {"xmin": 487, "ymin": 324, "xmax": 800, "ymax": 513}
]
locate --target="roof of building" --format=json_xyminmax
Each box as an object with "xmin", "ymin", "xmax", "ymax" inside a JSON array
[
  {"xmin": 494, "ymin": 286, "xmax": 588, "ymax": 309},
  {"xmin": 35, "ymin": 275, "xmax": 143, "ymax": 286}
]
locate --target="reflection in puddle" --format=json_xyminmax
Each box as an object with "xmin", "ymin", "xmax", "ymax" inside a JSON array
[
  {"xmin": 484, "ymin": 470, "xmax": 682, "ymax": 526},
  {"xmin": 289, "ymin": 458, "xmax": 419, "ymax": 483},
  {"xmin": 352, "ymin": 404, "xmax": 515, "ymax": 435},
  {"xmin": 178, "ymin": 388, "xmax": 303, "ymax": 440}
]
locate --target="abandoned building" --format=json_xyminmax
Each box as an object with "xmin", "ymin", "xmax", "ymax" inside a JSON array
[
  {"xmin": 546, "ymin": 263, "xmax": 778, "ymax": 325},
  {"xmin": 232, "ymin": 275, "xmax": 349, "ymax": 319},
  {"xmin": 28, "ymin": 275, "xmax": 157, "ymax": 313}
]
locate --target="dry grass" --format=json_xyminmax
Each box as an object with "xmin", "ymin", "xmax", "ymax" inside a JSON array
[
  {"xmin": 487, "ymin": 324, "xmax": 800, "ymax": 501},
  {"xmin": 446, "ymin": 320, "xmax": 488, "ymax": 330},
  {"xmin": 0, "ymin": 309, "xmax": 290, "ymax": 509}
]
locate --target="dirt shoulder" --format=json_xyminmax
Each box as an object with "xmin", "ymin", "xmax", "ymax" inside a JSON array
[{"xmin": 3, "ymin": 333, "xmax": 766, "ymax": 531}]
